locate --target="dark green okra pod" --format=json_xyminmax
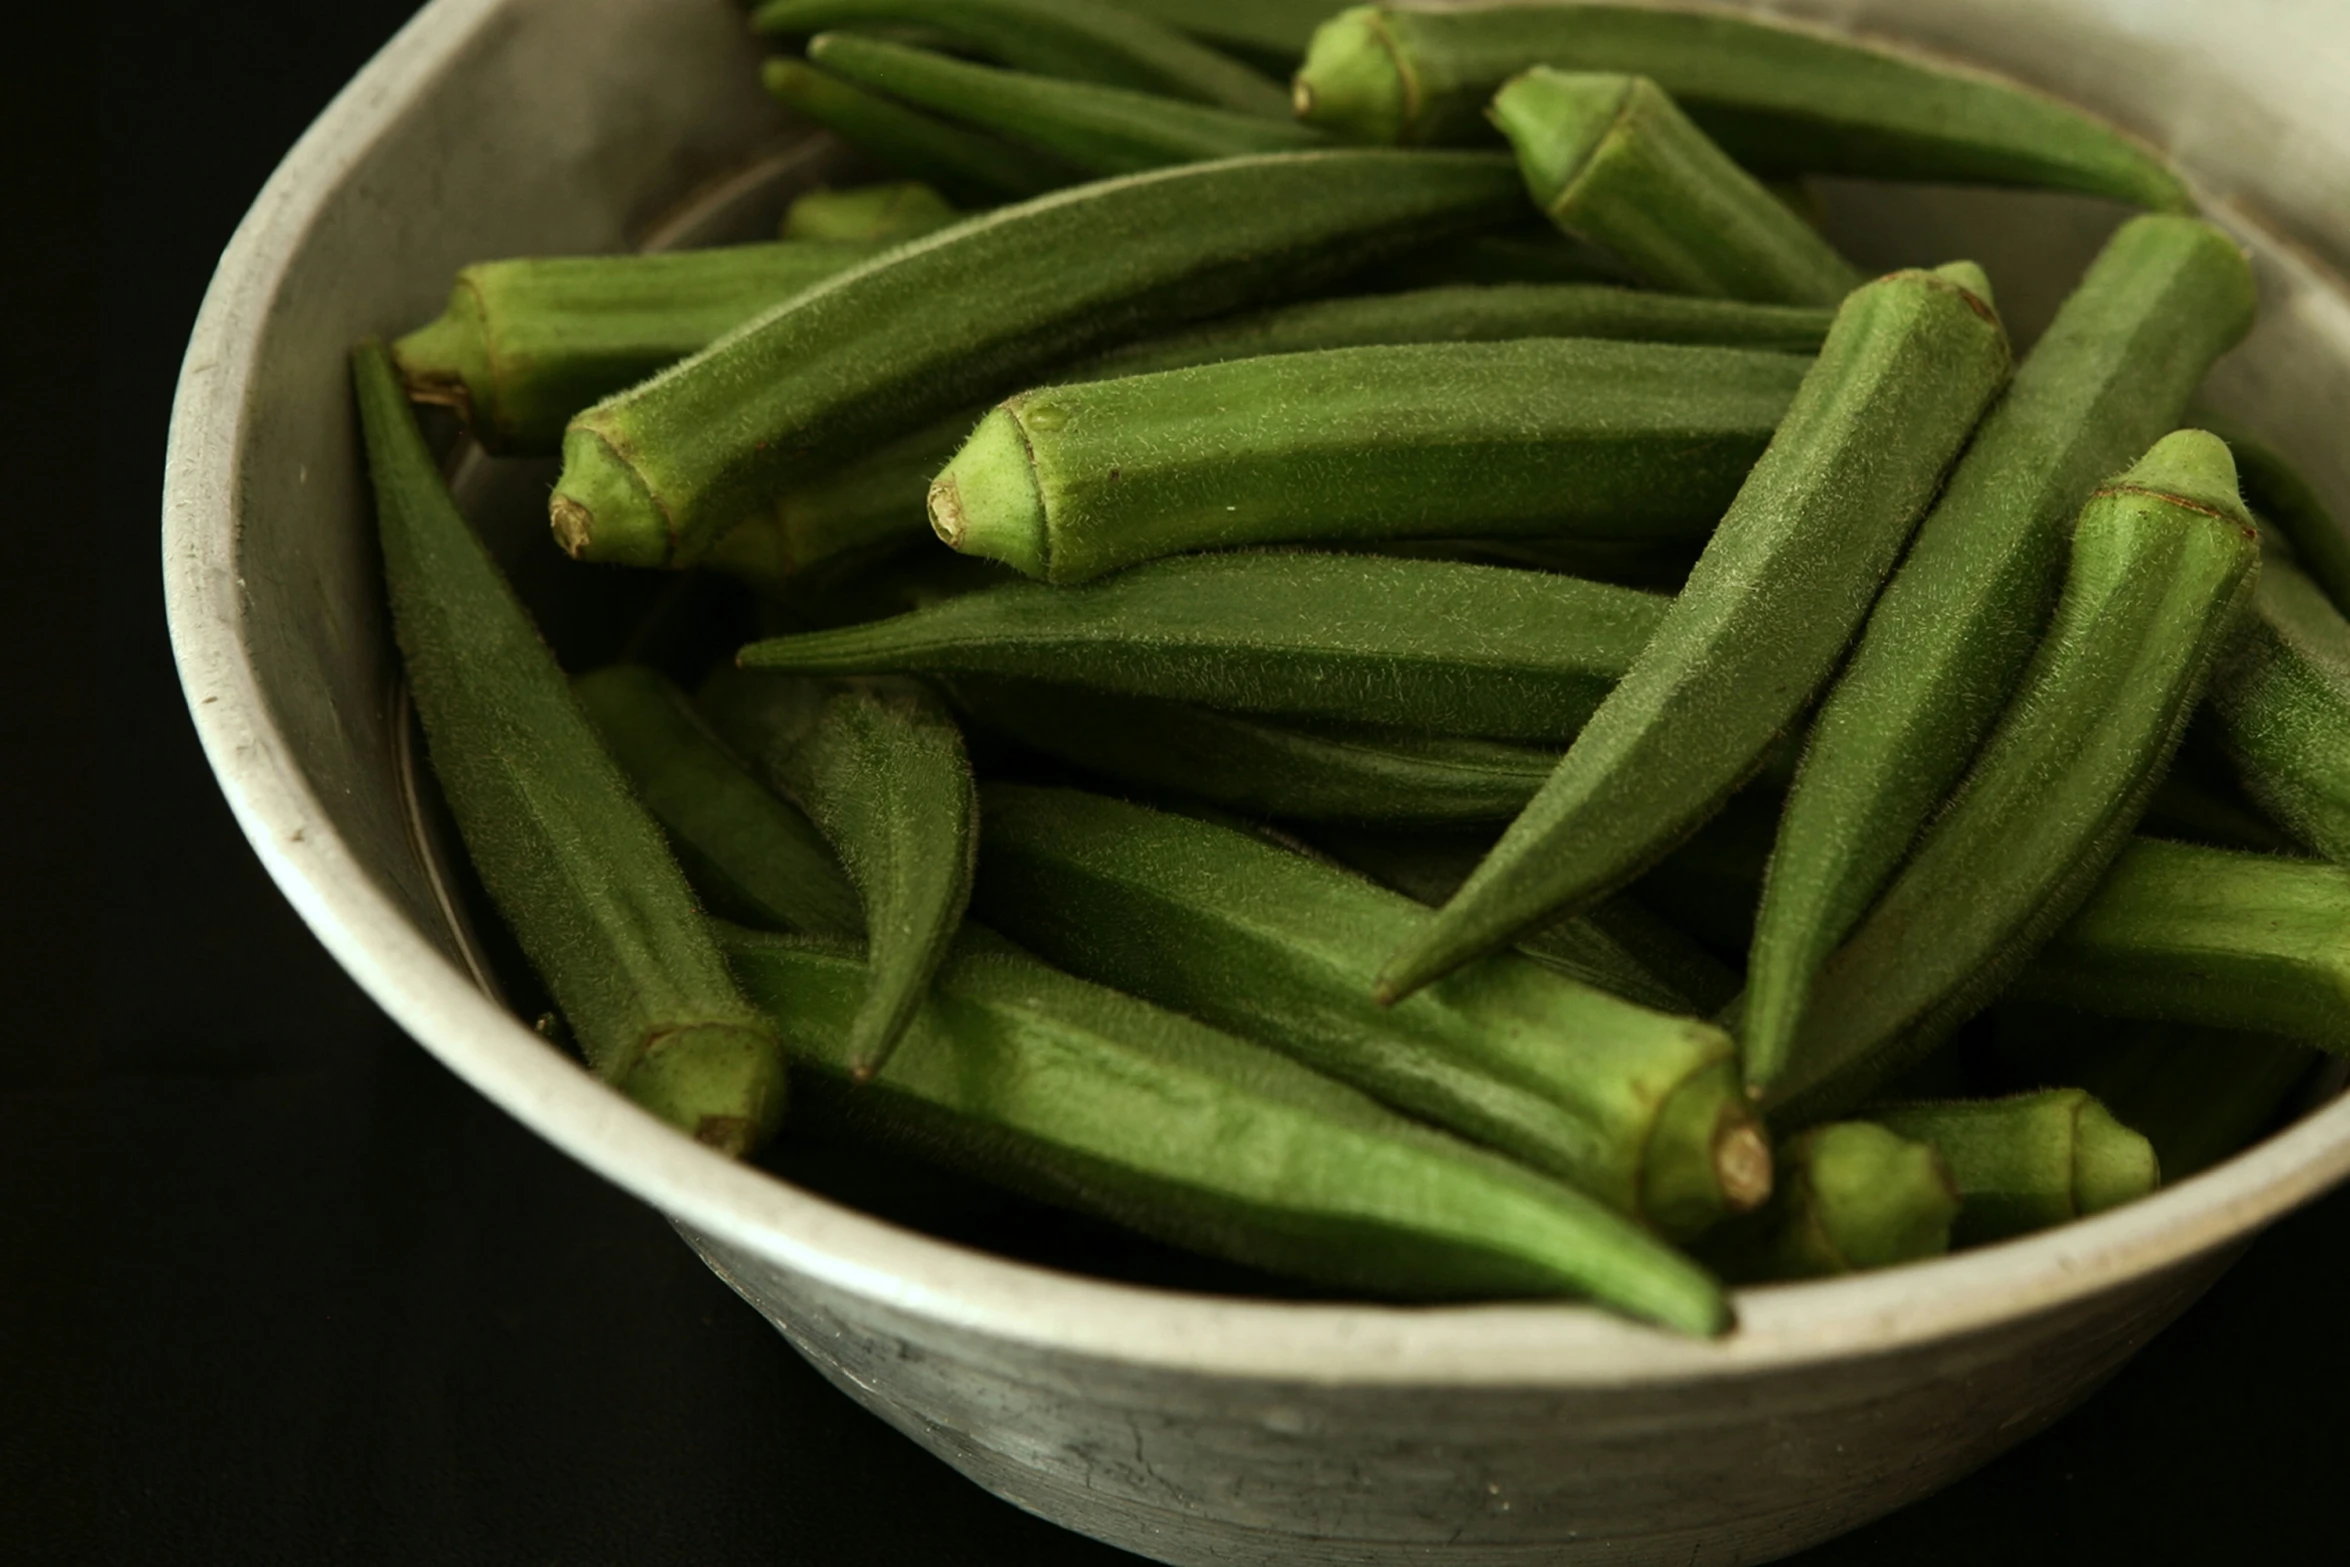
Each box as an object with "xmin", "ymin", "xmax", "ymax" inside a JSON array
[
  {"xmin": 1490, "ymin": 69, "xmax": 1860, "ymax": 306},
  {"xmin": 1292, "ymin": 3, "xmax": 2192, "ymax": 210},
  {"xmin": 721, "ymin": 926, "xmax": 1731, "ymax": 1331},
  {"xmin": 1380, "ymin": 262, "xmax": 2011, "ymax": 1002},
  {"xmin": 946, "ymin": 677, "xmax": 1561, "ymax": 825},
  {"xmin": 1698, "ymin": 1122, "xmax": 1958, "ymax": 1282},
  {"xmin": 1742, "ymin": 215, "xmax": 2256, "ymax": 1092},
  {"xmin": 572, "ymin": 665, "xmax": 863, "ymax": 939},
  {"xmin": 1767, "ymin": 433, "xmax": 2266, "ymax": 1126},
  {"xmin": 350, "ymin": 343, "xmax": 785, "ymax": 1154},
  {"xmin": 973, "ymin": 785, "xmax": 1771, "ymax": 1237},
  {"xmin": 751, "ymin": 0, "xmax": 1291, "ymax": 115},
  {"xmin": 2010, "ymin": 838, "xmax": 2350, "ymax": 1052},
  {"xmin": 391, "ymin": 242, "xmax": 880, "ymax": 454},
  {"xmin": 781, "ymin": 181, "xmax": 963, "ymax": 243},
  {"xmin": 2204, "ymin": 553, "xmax": 2350, "ymax": 866},
  {"xmin": 1872, "ymin": 1091, "xmax": 2159, "ymax": 1246},
  {"xmin": 549, "ymin": 150, "xmax": 1527, "ymax": 568},
  {"xmin": 696, "ymin": 669, "xmax": 979, "ymax": 1078},
  {"xmin": 932, "ymin": 339, "xmax": 1807, "ymax": 584},
  {"xmin": 738, "ymin": 551, "xmax": 1666, "ymax": 741},
  {"xmin": 760, "ymin": 59, "xmax": 1075, "ymax": 206},
  {"xmin": 808, "ymin": 32, "xmax": 1328, "ymax": 175},
  {"xmin": 2199, "ymin": 413, "xmax": 2350, "ymax": 615},
  {"xmin": 1113, "ymin": 0, "xmax": 1336, "ymax": 69}
]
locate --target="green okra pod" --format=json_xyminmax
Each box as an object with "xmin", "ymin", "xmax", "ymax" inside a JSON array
[
  {"xmin": 751, "ymin": 0, "xmax": 1291, "ymax": 116},
  {"xmin": 808, "ymin": 32, "xmax": 1329, "ymax": 175},
  {"xmin": 932, "ymin": 338, "xmax": 1808, "ymax": 584},
  {"xmin": 1490, "ymin": 69, "xmax": 1861, "ymax": 306},
  {"xmin": 549, "ymin": 149, "xmax": 1527, "ymax": 568},
  {"xmin": 761, "ymin": 58, "xmax": 1075, "ymax": 206},
  {"xmin": 721, "ymin": 925, "xmax": 1730, "ymax": 1331},
  {"xmin": 350, "ymin": 343, "xmax": 785, "ymax": 1155},
  {"xmin": 1293, "ymin": 3, "xmax": 2192, "ymax": 210},
  {"xmin": 738, "ymin": 550, "xmax": 1667, "ymax": 741},
  {"xmin": 2205, "ymin": 553, "xmax": 2350, "ymax": 866},
  {"xmin": 1872, "ymin": 1091, "xmax": 2159, "ymax": 1247},
  {"xmin": 1379, "ymin": 262, "xmax": 2011, "ymax": 1002},
  {"xmin": 781, "ymin": 181, "xmax": 964, "ymax": 243},
  {"xmin": 973, "ymin": 785, "xmax": 1771, "ymax": 1237},
  {"xmin": 390, "ymin": 242, "xmax": 881, "ymax": 454},
  {"xmin": 2039, "ymin": 1017, "xmax": 2317, "ymax": 1183},
  {"xmin": 1742, "ymin": 216, "xmax": 2257, "ymax": 1092},
  {"xmin": 1112, "ymin": 0, "xmax": 1337, "ymax": 69},
  {"xmin": 946, "ymin": 676, "xmax": 1561, "ymax": 825},
  {"xmin": 2009, "ymin": 838, "xmax": 2350, "ymax": 1053},
  {"xmin": 696, "ymin": 669, "xmax": 979, "ymax": 1078},
  {"xmin": 1697, "ymin": 1122, "xmax": 1958, "ymax": 1283},
  {"xmin": 572, "ymin": 665, "xmax": 863, "ymax": 939},
  {"xmin": 1767, "ymin": 432, "xmax": 2266, "ymax": 1126}
]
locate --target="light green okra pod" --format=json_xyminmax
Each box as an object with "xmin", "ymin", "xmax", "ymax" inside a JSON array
[
  {"xmin": 1742, "ymin": 216, "xmax": 2257, "ymax": 1093},
  {"xmin": 781, "ymin": 181, "xmax": 964, "ymax": 243},
  {"xmin": 738, "ymin": 550, "xmax": 1667, "ymax": 741},
  {"xmin": 945, "ymin": 677, "xmax": 1562, "ymax": 826},
  {"xmin": 2009, "ymin": 837, "xmax": 2350, "ymax": 1053},
  {"xmin": 1292, "ymin": 3, "xmax": 2192, "ymax": 210},
  {"xmin": 706, "ymin": 280, "xmax": 1828, "ymax": 591},
  {"xmin": 549, "ymin": 150, "xmax": 1526, "ymax": 569},
  {"xmin": 933, "ymin": 338, "xmax": 1808, "ymax": 584},
  {"xmin": 751, "ymin": 0, "xmax": 1291, "ymax": 116},
  {"xmin": 350, "ymin": 343, "xmax": 785, "ymax": 1155},
  {"xmin": 1767, "ymin": 432, "xmax": 2266, "ymax": 1127},
  {"xmin": 1379, "ymin": 262, "xmax": 2011, "ymax": 1003},
  {"xmin": 696, "ymin": 669, "xmax": 979, "ymax": 1078},
  {"xmin": 572, "ymin": 664, "xmax": 863, "ymax": 940},
  {"xmin": 721, "ymin": 925, "xmax": 1730, "ymax": 1330},
  {"xmin": 1490, "ymin": 69, "xmax": 1860, "ymax": 306},
  {"xmin": 1697, "ymin": 1122, "xmax": 1958, "ymax": 1282},
  {"xmin": 808, "ymin": 32, "xmax": 1329, "ymax": 175},
  {"xmin": 761, "ymin": 59, "xmax": 1074, "ymax": 206},
  {"xmin": 2034, "ymin": 1015, "xmax": 2317, "ymax": 1183},
  {"xmin": 2204, "ymin": 554, "xmax": 2350, "ymax": 866},
  {"xmin": 1872, "ymin": 1090, "xmax": 2159, "ymax": 1247},
  {"xmin": 390, "ymin": 242, "xmax": 881, "ymax": 454},
  {"xmin": 973, "ymin": 786, "xmax": 1771, "ymax": 1237}
]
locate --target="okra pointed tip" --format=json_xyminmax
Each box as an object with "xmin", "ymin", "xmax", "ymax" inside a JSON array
[
  {"xmin": 1294, "ymin": 7, "xmax": 1412, "ymax": 143},
  {"xmin": 551, "ymin": 424, "xmax": 673, "ymax": 568},
  {"xmin": 932, "ymin": 407, "xmax": 1052, "ymax": 579}
]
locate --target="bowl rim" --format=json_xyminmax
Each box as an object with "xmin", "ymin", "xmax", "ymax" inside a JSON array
[{"xmin": 163, "ymin": 0, "xmax": 2350, "ymax": 1387}]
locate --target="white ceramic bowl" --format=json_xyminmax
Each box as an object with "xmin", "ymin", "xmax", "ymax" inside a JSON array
[{"xmin": 165, "ymin": 2, "xmax": 2350, "ymax": 1561}]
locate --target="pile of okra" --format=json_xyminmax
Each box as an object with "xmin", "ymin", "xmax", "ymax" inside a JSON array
[{"xmin": 357, "ymin": 0, "xmax": 2350, "ymax": 1335}]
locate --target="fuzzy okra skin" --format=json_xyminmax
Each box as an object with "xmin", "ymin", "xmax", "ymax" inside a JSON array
[
  {"xmin": 974, "ymin": 785, "xmax": 1769, "ymax": 1237},
  {"xmin": 1292, "ymin": 3, "xmax": 2192, "ymax": 210},
  {"xmin": 1741, "ymin": 217, "xmax": 2257, "ymax": 1094},
  {"xmin": 549, "ymin": 150, "xmax": 1526, "ymax": 569},
  {"xmin": 2205, "ymin": 554, "xmax": 2350, "ymax": 866},
  {"xmin": 946, "ymin": 676, "xmax": 1561, "ymax": 825},
  {"xmin": 738, "ymin": 550, "xmax": 1666, "ymax": 740},
  {"xmin": 572, "ymin": 665, "xmax": 864, "ymax": 940},
  {"xmin": 721, "ymin": 926, "xmax": 1731, "ymax": 1330},
  {"xmin": 933, "ymin": 338, "xmax": 1807, "ymax": 584},
  {"xmin": 1766, "ymin": 433, "xmax": 2266, "ymax": 1127},
  {"xmin": 687, "ymin": 672, "xmax": 978, "ymax": 1078},
  {"xmin": 1490, "ymin": 69, "xmax": 1860, "ymax": 306},
  {"xmin": 1698, "ymin": 1122, "xmax": 1958, "ymax": 1282},
  {"xmin": 761, "ymin": 59, "xmax": 1076, "ymax": 206},
  {"xmin": 781, "ymin": 181, "xmax": 963, "ymax": 243},
  {"xmin": 807, "ymin": 32, "xmax": 1329, "ymax": 175},
  {"xmin": 2010, "ymin": 838, "xmax": 2350, "ymax": 1052},
  {"xmin": 1872, "ymin": 1091, "xmax": 2159, "ymax": 1246},
  {"xmin": 2219, "ymin": 423, "xmax": 2350, "ymax": 618},
  {"xmin": 350, "ymin": 344, "xmax": 785, "ymax": 1154},
  {"xmin": 390, "ymin": 242, "xmax": 880, "ymax": 454},
  {"xmin": 1378, "ymin": 263, "xmax": 2011, "ymax": 1003},
  {"xmin": 751, "ymin": 0, "xmax": 1291, "ymax": 116}
]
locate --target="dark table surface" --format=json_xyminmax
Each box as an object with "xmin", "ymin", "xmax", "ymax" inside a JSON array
[{"xmin": 32, "ymin": 2, "xmax": 2347, "ymax": 1561}]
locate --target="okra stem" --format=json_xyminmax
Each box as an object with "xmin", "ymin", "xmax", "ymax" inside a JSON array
[
  {"xmin": 1698, "ymin": 1122, "xmax": 1958, "ymax": 1282},
  {"xmin": 351, "ymin": 343, "xmax": 785, "ymax": 1155},
  {"xmin": 1872, "ymin": 1091, "xmax": 2159, "ymax": 1246}
]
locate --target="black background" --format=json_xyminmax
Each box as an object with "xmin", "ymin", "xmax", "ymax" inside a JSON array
[{"xmin": 23, "ymin": 1, "xmax": 2347, "ymax": 1561}]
